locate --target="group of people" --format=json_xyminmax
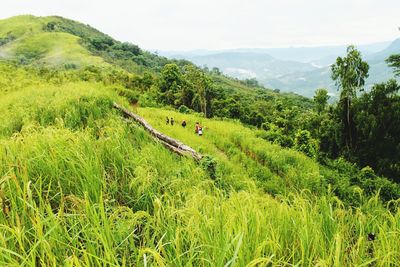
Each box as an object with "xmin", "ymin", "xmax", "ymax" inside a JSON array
[
  {"xmin": 166, "ymin": 117, "xmax": 203, "ymax": 136},
  {"xmin": 165, "ymin": 117, "xmax": 175, "ymax": 125}
]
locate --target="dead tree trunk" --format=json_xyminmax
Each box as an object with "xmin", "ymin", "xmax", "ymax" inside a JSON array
[{"xmin": 113, "ymin": 103, "xmax": 203, "ymax": 161}]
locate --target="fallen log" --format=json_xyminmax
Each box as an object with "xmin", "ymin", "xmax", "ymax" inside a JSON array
[{"xmin": 113, "ymin": 102, "xmax": 203, "ymax": 161}]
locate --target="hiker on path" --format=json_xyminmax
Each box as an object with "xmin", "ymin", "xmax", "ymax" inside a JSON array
[
  {"xmin": 166, "ymin": 117, "xmax": 169, "ymax": 125},
  {"xmin": 182, "ymin": 120, "xmax": 187, "ymax": 128},
  {"xmin": 171, "ymin": 117, "xmax": 174, "ymax": 125},
  {"xmin": 195, "ymin": 122, "xmax": 200, "ymax": 134},
  {"xmin": 198, "ymin": 126, "xmax": 203, "ymax": 136}
]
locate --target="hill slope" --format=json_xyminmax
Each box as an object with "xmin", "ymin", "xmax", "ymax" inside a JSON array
[
  {"xmin": 0, "ymin": 15, "xmax": 106, "ymax": 66},
  {"xmin": 0, "ymin": 15, "xmax": 400, "ymax": 265},
  {"xmin": 0, "ymin": 15, "xmax": 314, "ymax": 132},
  {"xmin": 1, "ymin": 60, "xmax": 400, "ymax": 266}
]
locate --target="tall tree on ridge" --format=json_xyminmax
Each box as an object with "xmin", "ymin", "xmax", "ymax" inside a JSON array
[{"xmin": 331, "ymin": 45, "xmax": 369, "ymax": 150}]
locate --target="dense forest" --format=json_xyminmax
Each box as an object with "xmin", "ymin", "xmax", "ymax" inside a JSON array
[{"xmin": 0, "ymin": 15, "xmax": 399, "ymax": 265}]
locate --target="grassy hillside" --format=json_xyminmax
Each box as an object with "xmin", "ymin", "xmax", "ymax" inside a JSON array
[
  {"xmin": 0, "ymin": 15, "xmax": 106, "ymax": 66},
  {"xmin": 0, "ymin": 14, "xmax": 400, "ymax": 266},
  {"xmin": 0, "ymin": 61, "xmax": 400, "ymax": 266},
  {"xmin": 0, "ymin": 15, "xmax": 46, "ymax": 37}
]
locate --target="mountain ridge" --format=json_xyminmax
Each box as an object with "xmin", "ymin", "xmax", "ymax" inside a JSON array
[{"xmin": 161, "ymin": 39, "xmax": 400, "ymax": 97}]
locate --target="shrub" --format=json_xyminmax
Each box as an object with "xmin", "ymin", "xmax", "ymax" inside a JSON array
[
  {"xmin": 294, "ymin": 129, "xmax": 318, "ymax": 159},
  {"xmin": 201, "ymin": 155, "xmax": 217, "ymax": 180},
  {"xmin": 178, "ymin": 105, "xmax": 190, "ymax": 114},
  {"xmin": 115, "ymin": 88, "xmax": 139, "ymax": 104}
]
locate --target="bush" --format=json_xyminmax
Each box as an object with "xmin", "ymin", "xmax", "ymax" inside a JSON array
[
  {"xmin": 258, "ymin": 123, "xmax": 293, "ymax": 147},
  {"xmin": 357, "ymin": 166, "xmax": 400, "ymax": 202},
  {"xmin": 115, "ymin": 88, "xmax": 139, "ymax": 104},
  {"xmin": 201, "ymin": 155, "xmax": 217, "ymax": 180},
  {"xmin": 0, "ymin": 34, "xmax": 16, "ymax": 46},
  {"xmin": 178, "ymin": 105, "xmax": 190, "ymax": 114},
  {"xmin": 294, "ymin": 130, "xmax": 318, "ymax": 159}
]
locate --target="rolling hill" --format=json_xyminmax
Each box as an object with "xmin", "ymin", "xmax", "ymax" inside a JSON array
[
  {"xmin": 0, "ymin": 15, "xmax": 106, "ymax": 66},
  {"xmin": 0, "ymin": 15, "xmax": 399, "ymax": 265}
]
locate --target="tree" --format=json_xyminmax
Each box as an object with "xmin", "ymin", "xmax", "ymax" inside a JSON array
[
  {"xmin": 331, "ymin": 45, "xmax": 369, "ymax": 150},
  {"xmin": 294, "ymin": 130, "xmax": 318, "ymax": 159},
  {"xmin": 158, "ymin": 64, "xmax": 184, "ymax": 106},
  {"xmin": 116, "ymin": 42, "xmax": 141, "ymax": 55},
  {"xmin": 211, "ymin": 67, "xmax": 221, "ymax": 75},
  {"xmin": 353, "ymin": 79, "xmax": 400, "ymax": 181},
  {"xmin": 183, "ymin": 65, "xmax": 214, "ymax": 117},
  {"xmin": 386, "ymin": 54, "xmax": 400, "ymax": 76},
  {"xmin": 243, "ymin": 78, "xmax": 260, "ymax": 87},
  {"xmin": 89, "ymin": 36, "xmax": 114, "ymax": 51},
  {"xmin": 313, "ymin": 88, "xmax": 330, "ymax": 113},
  {"xmin": 44, "ymin": 22, "xmax": 56, "ymax": 31},
  {"xmin": 140, "ymin": 72, "xmax": 154, "ymax": 91}
]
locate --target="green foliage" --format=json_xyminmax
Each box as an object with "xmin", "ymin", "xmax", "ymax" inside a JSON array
[
  {"xmin": 314, "ymin": 88, "xmax": 330, "ymax": 113},
  {"xmin": 241, "ymin": 77, "xmax": 261, "ymax": 87},
  {"xmin": 157, "ymin": 64, "xmax": 215, "ymax": 117},
  {"xmin": 178, "ymin": 104, "xmax": 190, "ymax": 114},
  {"xmin": 259, "ymin": 122, "xmax": 294, "ymax": 147},
  {"xmin": 200, "ymin": 155, "xmax": 218, "ymax": 179},
  {"xmin": 386, "ymin": 54, "xmax": 400, "ymax": 76},
  {"xmin": 0, "ymin": 33, "xmax": 15, "ymax": 46},
  {"xmin": 157, "ymin": 63, "xmax": 183, "ymax": 105},
  {"xmin": 294, "ymin": 129, "xmax": 318, "ymax": 159},
  {"xmin": 352, "ymin": 79, "xmax": 400, "ymax": 181},
  {"xmin": 115, "ymin": 87, "xmax": 139, "ymax": 104},
  {"xmin": 331, "ymin": 45, "xmax": 369, "ymax": 150},
  {"xmin": 183, "ymin": 65, "xmax": 214, "ymax": 117},
  {"xmin": 331, "ymin": 46, "xmax": 369, "ymax": 99}
]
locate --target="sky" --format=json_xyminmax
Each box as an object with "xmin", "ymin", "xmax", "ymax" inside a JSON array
[{"xmin": 1, "ymin": 0, "xmax": 399, "ymax": 51}]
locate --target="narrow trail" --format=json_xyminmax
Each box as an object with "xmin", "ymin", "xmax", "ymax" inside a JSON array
[{"xmin": 113, "ymin": 102, "xmax": 203, "ymax": 161}]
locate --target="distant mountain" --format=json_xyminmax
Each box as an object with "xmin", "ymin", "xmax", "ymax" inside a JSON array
[
  {"xmin": 161, "ymin": 40, "xmax": 399, "ymax": 97},
  {"xmin": 368, "ymin": 38, "xmax": 400, "ymax": 62},
  {"xmin": 162, "ymin": 41, "xmax": 390, "ymax": 63},
  {"xmin": 185, "ymin": 52, "xmax": 317, "ymax": 82}
]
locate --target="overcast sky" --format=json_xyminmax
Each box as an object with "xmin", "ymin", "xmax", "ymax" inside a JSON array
[{"xmin": 1, "ymin": 0, "xmax": 399, "ymax": 51}]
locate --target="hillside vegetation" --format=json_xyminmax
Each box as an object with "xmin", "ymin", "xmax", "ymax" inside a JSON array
[
  {"xmin": 0, "ymin": 15, "xmax": 399, "ymax": 266},
  {"xmin": 0, "ymin": 15, "xmax": 105, "ymax": 66},
  {"xmin": 0, "ymin": 59, "xmax": 399, "ymax": 266}
]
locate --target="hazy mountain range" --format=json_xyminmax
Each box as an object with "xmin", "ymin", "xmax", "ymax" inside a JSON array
[{"xmin": 160, "ymin": 39, "xmax": 400, "ymax": 97}]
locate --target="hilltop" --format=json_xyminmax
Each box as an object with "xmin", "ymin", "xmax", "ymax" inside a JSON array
[
  {"xmin": 0, "ymin": 15, "xmax": 106, "ymax": 66},
  {"xmin": 0, "ymin": 15, "xmax": 399, "ymax": 265}
]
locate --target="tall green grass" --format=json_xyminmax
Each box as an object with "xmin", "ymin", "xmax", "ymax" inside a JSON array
[
  {"xmin": 0, "ymin": 64, "xmax": 399, "ymax": 265},
  {"xmin": 137, "ymin": 107, "xmax": 324, "ymax": 195},
  {"xmin": 0, "ymin": 15, "xmax": 106, "ymax": 66}
]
